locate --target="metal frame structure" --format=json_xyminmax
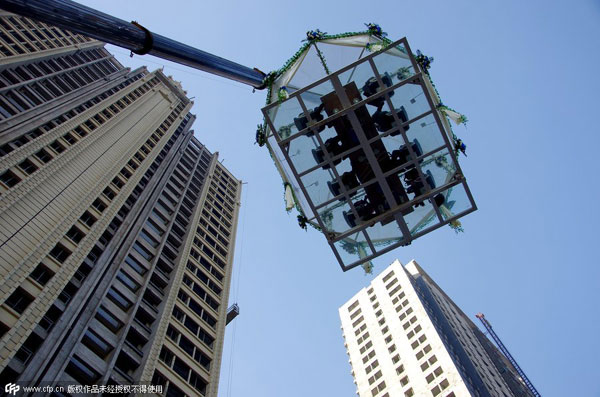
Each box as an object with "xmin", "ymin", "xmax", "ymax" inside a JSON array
[
  {"xmin": 0, "ymin": 0, "xmax": 476, "ymax": 271},
  {"xmin": 262, "ymin": 38, "xmax": 477, "ymax": 271}
]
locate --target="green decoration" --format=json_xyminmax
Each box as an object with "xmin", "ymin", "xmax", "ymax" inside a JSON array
[
  {"xmin": 415, "ymin": 49, "xmax": 434, "ymax": 73},
  {"xmin": 278, "ymin": 124, "xmax": 292, "ymax": 140},
  {"xmin": 278, "ymin": 86, "xmax": 289, "ymax": 102},
  {"xmin": 365, "ymin": 23, "xmax": 386, "ymax": 37},
  {"xmin": 396, "ymin": 66, "xmax": 412, "ymax": 80},
  {"xmin": 362, "ymin": 261, "xmax": 374, "ymax": 275},
  {"xmin": 340, "ymin": 240, "xmax": 358, "ymax": 255},
  {"xmin": 306, "ymin": 29, "xmax": 326, "ymax": 41},
  {"xmin": 449, "ymin": 220, "xmax": 464, "ymax": 233},
  {"xmin": 297, "ymin": 214, "xmax": 308, "ymax": 230},
  {"xmin": 255, "ymin": 124, "xmax": 266, "ymax": 146},
  {"xmin": 314, "ymin": 44, "xmax": 331, "ymax": 75}
]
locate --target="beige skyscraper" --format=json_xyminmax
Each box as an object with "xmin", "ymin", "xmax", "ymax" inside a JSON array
[
  {"xmin": 0, "ymin": 11, "xmax": 240, "ymax": 396},
  {"xmin": 339, "ymin": 260, "xmax": 537, "ymax": 397}
]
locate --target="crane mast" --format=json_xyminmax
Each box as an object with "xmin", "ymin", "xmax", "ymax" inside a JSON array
[{"xmin": 475, "ymin": 313, "xmax": 541, "ymax": 397}]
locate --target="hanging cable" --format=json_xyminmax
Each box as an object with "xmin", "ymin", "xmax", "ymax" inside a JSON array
[{"xmin": 225, "ymin": 182, "xmax": 248, "ymax": 397}]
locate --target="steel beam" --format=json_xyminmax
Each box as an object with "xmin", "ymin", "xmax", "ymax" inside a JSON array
[{"xmin": 0, "ymin": 0, "xmax": 267, "ymax": 88}]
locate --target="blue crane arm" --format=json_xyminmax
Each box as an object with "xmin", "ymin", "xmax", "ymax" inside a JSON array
[{"xmin": 0, "ymin": 0, "xmax": 267, "ymax": 89}]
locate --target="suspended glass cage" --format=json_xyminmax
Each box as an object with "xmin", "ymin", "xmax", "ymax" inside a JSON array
[{"xmin": 260, "ymin": 26, "xmax": 476, "ymax": 272}]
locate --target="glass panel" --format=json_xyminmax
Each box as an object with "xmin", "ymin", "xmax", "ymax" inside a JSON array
[
  {"xmin": 405, "ymin": 114, "xmax": 446, "ymax": 156},
  {"xmin": 338, "ymin": 60, "xmax": 377, "ymax": 104},
  {"xmin": 372, "ymin": 45, "xmax": 415, "ymax": 85},
  {"xmin": 318, "ymin": 198, "xmax": 353, "ymax": 234},
  {"xmin": 299, "ymin": 79, "xmax": 334, "ymax": 111},
  {"xmin": 300, "ymin": 166, "xmax": 338, "ymax": 207},
  {"xmin": 402, "ymin": 200, "xmax": 439, "ymax": 236},
  {"xmin": 388, "ymin": 81, "xmax": 431, "ymax": 122},
  {"xmin": 266, "ymin": 96, "xmax": 303, "ymax": 140},
  {"xmin": 365, "ymin": 217, "xmax": 404, "ymax": 250},
  {"xmin": 287, "ymin": 45, "xmax": 329, "ymax": 91},
  {"xmin": 439, "ymin": 183, "xmax": 473, "ymax": 220},
  {"xmin": 418, "ymin": 149, "xmax": 456, "ymax": 190},
  {"xmin": 315, "ymin": 42, "xmax": 367, "ymax": 75},
  {"xmin": 334, "ymin": 232, "xmax": 374, "ymax": 266},
  {"xmin": 287, "ymin": 133, "xmax": 322, "ymax": 174}
]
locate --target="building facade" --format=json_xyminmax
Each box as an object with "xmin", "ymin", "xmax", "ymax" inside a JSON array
[
  {"xmin": 339, "ymin": 260, "xmax": 535, "ymax": 397},
  {"xmin": 0, "ymin": 11, "xmax": 241, "ymax": 396}
]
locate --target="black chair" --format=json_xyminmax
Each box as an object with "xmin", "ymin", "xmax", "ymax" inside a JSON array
[
  {"xmin": 312, "ymin": 136, "xmax": 346, "ymax": 168},
  {"xmin": 328, "ymin": 171, "xmax": 360, "ymax": 200},
  {"xmin": 389, "ymin": 106, "xmax": 410, "ymax": 136},
  {"xmin": 343, "ymin": 210, "xmax": 357, "ymax": 228},
  {"xmin": 373, "ymin": 106, "xmax": 410, "ymax": 134},
  {"xmin": 433, "ymin": 193, "xmax": 445, "ymax": 207},
  {"xmin": 293, "ymin": 105, "xmax": 325, "ymax": 136},
  {"xmin": 406, "ymin": 169, "xmax": 435, "ymax": 196},
  {"xmin": 361, "ymin": 73, "xmax": 394, "ymax": 108},
  {"xmin": 388, "ymin": 139, "xmax": 423, "ymax": 171}
]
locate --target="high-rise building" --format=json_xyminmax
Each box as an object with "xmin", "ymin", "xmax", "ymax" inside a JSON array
[
  {"xmin": 0, "ymin": 11, "xmax": 241, "ymax": 396},
  {"xmin": 339, "ymin": 260, "xmax": 536, "ymax": 397}
]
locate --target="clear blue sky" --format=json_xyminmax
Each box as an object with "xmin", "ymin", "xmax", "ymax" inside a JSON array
[{"xmin": 81, "ymin": 1, "xmax": 600, "ymax": 395}]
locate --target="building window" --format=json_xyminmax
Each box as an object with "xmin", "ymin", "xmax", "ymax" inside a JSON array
[
  {"xmin": 0, "ymin": 169, "xmax": 21, "ymax": 187},
  {"xmin": 18, "ymin": 158, "xmax": 38, "ymax": 174},
  {"xmin": 49, "ymin": 140, "xmax": 66, "ymax": 153},
  {"xmin": 81, "ymin": 329, "xmax": 113, "ymax": 359},
  {"xmin": 92, "ymin": 198, "xmax": 107, "ymax": 213},
  {"xmin": 132, "ymin": 242, "xmax": 153, "ymax": 261},
  {"xmin": 116, "ymin": 270, "xmax": 140, "ymax": 292},
  {"xmin": 107, "ymin": 287, "xmax": 132, "ymax": 311},
  {"xmin": 34, "ymin": 149, "xmax": 53, "ymax": 163},
  {"xmin": 4, "ymin": 287, "xmax": 34, "ymax": 314},
  {"xmin": 158, "ymin": 347, "xmax": 174, "ymax": 366},
  {"xmin": 66, "ymin": 226, "xmax": 85, "ymax": 244},
  {"xmin": 65, "ymin": 355, "xmax": 100, "ymax": 384},
  {"xmin": 79, "ymin": 211, "xmax": 97, "ymax": 228},
  {"xmin": 139, "ymin": 230, "xmax": 159, "ymax": 248},
  {"xmin": 95, "ymin": 306, "xmax": 123, "ymax": 332},
  {"xmin": 29, "ymin": 263, "xmax": 55, "ymax": 286},
  {"xmin": 125, "ymin": 255, "xmax": 147, "ymax": 275},
  {"xmin": 382, "ymin": 271, "xmax": 395, "ymax": 282},
  {"xmin": 49, "ymin": 243, "xmax": 72, "ymax": 263}
]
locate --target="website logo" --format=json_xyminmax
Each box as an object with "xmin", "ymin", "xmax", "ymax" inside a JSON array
[{"xmin": 4, "ymin": 383, "xmax": 20, "ymax": 395}]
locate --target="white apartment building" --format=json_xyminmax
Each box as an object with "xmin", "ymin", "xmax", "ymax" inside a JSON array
[{"xmin": 339, "ymin": 260, "xmax": 535, "ymax": 397}]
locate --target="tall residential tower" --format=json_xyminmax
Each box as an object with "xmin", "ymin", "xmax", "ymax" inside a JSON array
[
  {"xmin": 0, "ymin": 11, "xmax": 240, "ymax": 396},
  {"xmin": 339, "ymin": 260, "xmax": 537, "ymax": 397}
]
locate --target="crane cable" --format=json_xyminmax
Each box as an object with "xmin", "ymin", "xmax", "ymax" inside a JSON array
[{"xmin": 226, "ymin": 182, "xmax": 248, "ymax": 397}]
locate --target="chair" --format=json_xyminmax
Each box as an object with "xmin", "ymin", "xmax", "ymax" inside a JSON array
[
  {"xmin": 361, "ymin": 72, "xmax": 394, "ymax": 108},
  {"xmin": 293, "ymin": 105, "xmax": 325, "ymax": 136},
  {"xmin": 328, "ymin": 171, "xmax": 360, "ymax": 200}
]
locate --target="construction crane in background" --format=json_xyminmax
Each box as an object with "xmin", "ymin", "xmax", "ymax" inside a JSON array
[{"xmin": 476, "ymin": 313, "xmax": 541, "ymax": 397}]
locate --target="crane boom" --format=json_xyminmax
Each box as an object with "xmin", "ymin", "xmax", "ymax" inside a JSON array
[
  {"xmin": 475, "ymin": 313, "xmax": 541, "ymax": 397},
  {"xmin": 0, "ymin": 0, "xmax": 266, "ymax": 88}
]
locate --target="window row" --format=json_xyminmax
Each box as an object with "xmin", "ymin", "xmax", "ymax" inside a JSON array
[
  {"xmin": 0, "ymin": 16, "xmax": 92, "ymax": 57},
  {"xmin": 158, "ymin": 347, "xmax": 208, "ymax": 395},
  {"xmin": 0, "ymin": 76, "xmax": 160, "ymax": 193}
]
